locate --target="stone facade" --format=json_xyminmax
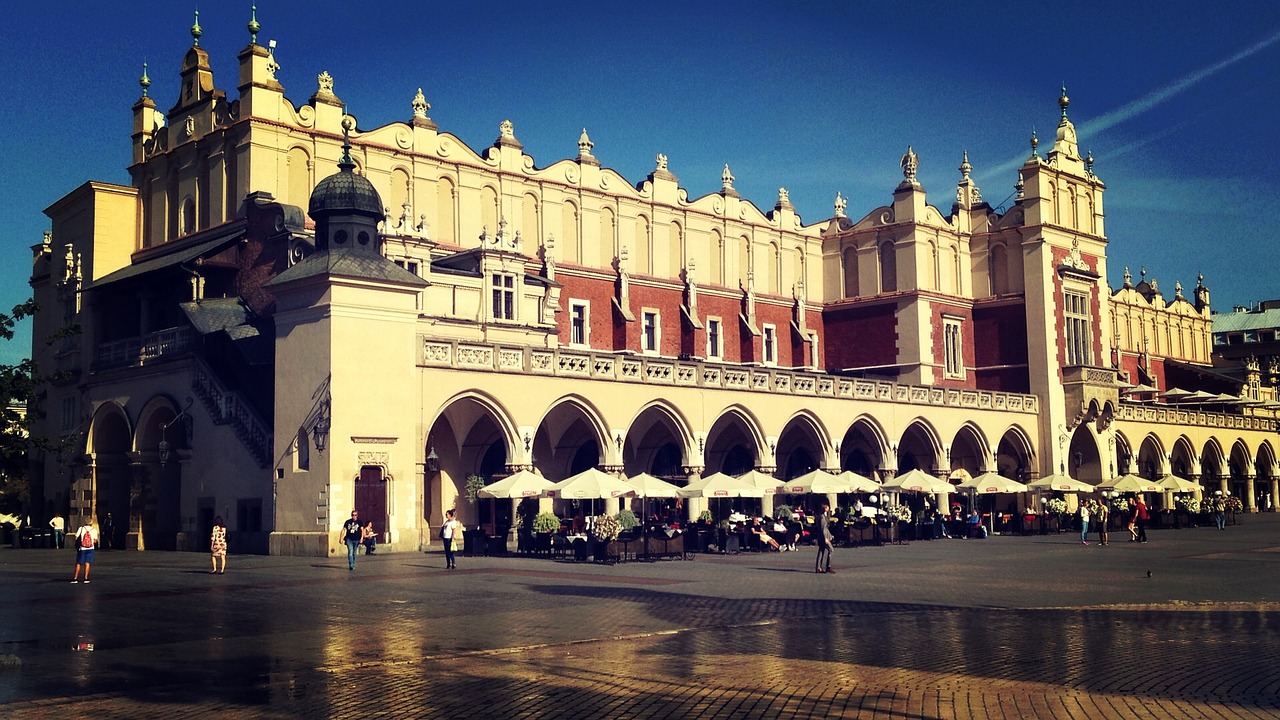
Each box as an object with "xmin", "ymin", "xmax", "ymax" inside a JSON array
[{"xmin": 26, "ymin": 21, "xmax": 1280, "ymax": 556}]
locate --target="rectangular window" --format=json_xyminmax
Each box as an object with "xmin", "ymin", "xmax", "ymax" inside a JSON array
[
  {"xmin": 60, "ymin": 396, "xmax": 76, "ymax": 433},
  {"xmin": 394, "ymin": 259, "xmax": 422, "ymax": 309},
  {"xmin": 570, "ymin": 301, "xmax": 589, "ymax": 346},
  {"xmin": 1064, "ymin": 290, "xmax": 1092, "ymax": 366},
  {"xmin": 491, "ymin": 274, "xmax": 516, "ymax": 321},
  {"xmin": 642, "ymin": 310, "xmax": 660, "ymax": 354},
  {"xmin": 707, "ymin": 318, "xmax": 722, "ymax": 360},
  {"xmin": 762, "ymin": 324, "xmax": 777, "ymax": 365},
  {"xmin": 943, "ymin": 317, "xmax": 964, "ymax": 379}
]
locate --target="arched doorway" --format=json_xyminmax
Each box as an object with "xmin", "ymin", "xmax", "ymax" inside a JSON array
[
  {"xmin": 1067, "ymin": 426, "xmax": 1103, "ymax": 485},
  {"xmin": 86, "ymin": 404, "xmax": 132, "ymax": 550},
  {"xmin": 424, "ymin": 395, "xmax": 515, "ymax": 530}
]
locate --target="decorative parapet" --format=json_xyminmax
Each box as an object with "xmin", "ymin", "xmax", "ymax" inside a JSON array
[
  {"xmin": 1116, "ymin": 402, "xmax": 1277, "ymax": 432},
  {"xmin": 95, "ymin": 327, "xmax": 195, "ymax": 369},
  {"xmin": 418, "ymin": 337, "xmax": 1039, "ymax": 414}
]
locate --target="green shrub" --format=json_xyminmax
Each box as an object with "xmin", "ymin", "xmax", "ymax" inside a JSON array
[
  {"xmin": 615, "ymin": 509, "xmax": 638, "ymax": 531},
  {"xmin": 532, "ymin": 512, "xmax": 562, "ymax": 534},
  {"xmin": 774, "ymin": 504, "xmax": 793, "ymax": 520}
]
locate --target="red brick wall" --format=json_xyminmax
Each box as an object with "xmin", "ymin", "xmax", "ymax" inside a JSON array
[
  {"xmin": 821, "ymin": 301, "xmax": 898, "ymax": 370},
  {"xmin": 928, "ymin": 299, "xmax": 975, "ymax": 389},
  {"xmin": 973, "ymin": 300, "xmax": 1030, "ymax": 393},
  {"xmin": 556, "ymin": 273, "xmax": 616, "ymax": 349},
  {"xmin": 629, "ymin": 284, "xmax": 686, "ymax": 356},
  {"xmin": 700, "ymin": 295, "xmax": 745, "ymax": 362}
]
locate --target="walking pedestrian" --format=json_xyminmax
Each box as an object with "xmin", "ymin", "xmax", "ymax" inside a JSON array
[
  {"xmin": 342, "ymin": 510, "xmax": 362, "ymax": 570},
  {"xmin": 70, "ymin": 520, "xmax": 98, "ymax": 583},
  {"xmin": 815, "ymin": 503, "xmax": 833, "ymax": 574},
  {"xmin": 210, "ymin": 516, "xmax": 227, "ymax": 574},
  {"xmin": 1134, "ymin": 495, "xmax": 1149, "ymax": 543},
  {"xmin": 441, "ymin": 509, "xmax": 459, "ymax": 569},
  {"xmin": 102, "ymin": 512, "xmax": 114, "ymax": 550},
  {"xmin": 1079, "ymin": 502, "xmax": 1090, "ymax": 545},
  {"xmin": 49, "ymin": 514, "xmax": 65, "ymax": 549},
  {"xmin": 1212, "ymin": 493, "xmax": 1227, "ymax": 530},
  {"xmin": 1095, "ymin": 499, "xmax": 1109, "ymax": 545}
]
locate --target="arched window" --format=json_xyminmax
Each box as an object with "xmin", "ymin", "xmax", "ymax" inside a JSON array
[
  {"xmin": 598, "ymin": 206, "xmax": 616, "ymax": 267},
  {"xmin": 989, "ymin": 244, "xmax": 1009, "ymax": 295},
  {"xmin": 879, "ymin": 242, "xmax": 897, "ymax": 293},
  {"xmin": 843, "ymin": 247, "xmax": 859, "ymax": 297},
  {"xmin": 436, "ymin": 177, "xmax": 456, "ymax": 244}
]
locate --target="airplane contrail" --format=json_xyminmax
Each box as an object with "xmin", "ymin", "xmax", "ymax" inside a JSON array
[
  {"xmin": 1083, "ymin": 27, "xmax": 1280, "ymax": 136},
  {"xmin": 979, "ymin": 27, "xmax": 1280, "ymax": 182}
]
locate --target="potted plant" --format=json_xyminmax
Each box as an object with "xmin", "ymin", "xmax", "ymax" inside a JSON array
[
  {"xmin": 532, "ymin": 512, "xmax": 561, "ymax": 534},
  {"xmin": 464, "ymin": 474, "xmax": 487, "ymax": 504},
  {"xmin": 615, "ymin": 509, "xmax": 638, "ymax": 536},
  {"xmin": 592, "ymin": 514, "xmax": 622, "ymax": 563},
  {"xmin": 774, "ymin": 504, "xmax": 793, "ymax": 521}
]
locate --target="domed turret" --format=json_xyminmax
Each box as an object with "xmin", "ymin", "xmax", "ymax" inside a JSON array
[{"xmin": 309, "ymin": 115, "xmax": 383, "ymax": 253}]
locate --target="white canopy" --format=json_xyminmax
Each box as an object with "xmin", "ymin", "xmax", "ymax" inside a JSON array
[
  {"xmin": 477, "ymin": 469, "xmax": 555, "ymax": 499},
  {"xmin": 545, "ymin": 468, "xmax": 636, "ymax": 499},
  {"xmin": 677, "ymin": 472, "xmax": 766, "ymax": 499}
]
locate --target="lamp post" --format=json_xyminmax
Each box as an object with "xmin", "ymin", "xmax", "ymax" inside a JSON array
[
  {"xmin": 312, "ymin": 400, "xmax": 330, "ymax": 452},
  {"xmin": 158, "ymin": 397, "xmax": 195, "ymax": 468}
]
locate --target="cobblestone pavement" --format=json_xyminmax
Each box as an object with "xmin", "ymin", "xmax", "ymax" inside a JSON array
[{"xmin": 2, "ymin": 516, "xmax": 1280, "ymax": 719}]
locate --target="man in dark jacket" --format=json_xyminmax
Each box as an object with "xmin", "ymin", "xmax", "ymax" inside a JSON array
[{"xmin": 815, "ymin": 503, "xmax": 834, "ymax": 573}]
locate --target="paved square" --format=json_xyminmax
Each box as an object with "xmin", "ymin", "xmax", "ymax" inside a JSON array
[{"xmin": 2, "ymin": 517, "xmax": 1279, "ymax": 718}]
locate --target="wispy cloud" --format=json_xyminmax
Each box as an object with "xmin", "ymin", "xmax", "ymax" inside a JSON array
[{"xmin": 980, "ymin": 27, "xmax": 1280, "ymax": 182}]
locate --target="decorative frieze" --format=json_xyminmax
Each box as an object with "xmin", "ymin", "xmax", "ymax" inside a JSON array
[{"xmin": 413, "ymin": 339, "xmax": 1042, "ymax": 414}]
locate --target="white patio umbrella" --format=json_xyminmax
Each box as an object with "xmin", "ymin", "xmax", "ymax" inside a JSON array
[
  {"xmin": 882, "ymin": 468, "xmax": 953, "ymax": 494},
  {"xmin": 833, "ymin": 470, "xmax": 881, "ymax": 493},
  {"xmin": 677, "ymin": 472, "xmax": 766, "ymax": 498},
  {"xmin": 781, "ymin": 468, "xmax": 849, "ymax": 495},
  {"xmin": 736, "ymin": 470, "xmax": 785, "ymax": 494},
  {"xmin": 958, "ymin": 472, "xmax": 1028, "ymax": 533},
  {"xmin": 1027, "ymin": 474, "xmax": 1095, "ymax": 493},
  {"xmin": 546, "ymin": 468, "xmax": 636, "ymax": 499},
  {"xmin": 625, "ymin": 473, "xmax": 683, "ymax": 499},
  {"xmin": 477, "ymin": 469, "xmax": 555, "ymax": 499},
  {"xmin": 1098, "ymin": 474, "xmax": 1164, "ymax": 493},
  {"xmin": 958, "ymin": 472, "xmax": 1029, "ymax": 494},
  {"xmin": 1158, "ymin": 474, "xmax": 1200, "ymax": 493},
  {"xmin": 625, "ymin": 472, "xmax": 684, "ymax": 552},
  {"xmin": 678, "ymin": 472, "xmax": 766, "ymax": 521}
]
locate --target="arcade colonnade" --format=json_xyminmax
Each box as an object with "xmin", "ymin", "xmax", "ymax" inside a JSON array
[{"xmin": 417, "ymin": 356, "xmax": 1042, "ymax": 530}]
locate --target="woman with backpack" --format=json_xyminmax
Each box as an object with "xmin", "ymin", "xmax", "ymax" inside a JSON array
[{"xmin": 71, "ymin": 520, "xmax": 98, "ymax": 584}]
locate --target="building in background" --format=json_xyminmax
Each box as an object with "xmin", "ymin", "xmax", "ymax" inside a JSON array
[{"xmin": 27, "ymin": 16, "xmax": 1279, "ymax": 555}]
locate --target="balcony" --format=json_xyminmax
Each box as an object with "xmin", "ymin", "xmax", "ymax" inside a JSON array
[{"xmin": 95, "ymin": 327, "xmax": 195, "ymax": 370}]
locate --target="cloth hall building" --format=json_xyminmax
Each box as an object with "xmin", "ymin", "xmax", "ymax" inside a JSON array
[{"xmin": 27, "ymin": 20, "xmax": 1280, "ymax": 555}]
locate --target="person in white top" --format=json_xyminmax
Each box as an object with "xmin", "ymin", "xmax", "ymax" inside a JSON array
[
  {"xmin": 71, "ymin": 521, "xmax": 99, "ymax": 583},
  {"xmin": 49, "ymin": 514, "xmax": 65, "ymax": 549}
]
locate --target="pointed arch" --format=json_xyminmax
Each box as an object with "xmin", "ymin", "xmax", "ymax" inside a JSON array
[
  {"xmin": 704, "ymin": 405, "xmax": 767, "ymax": 476},
  {"xmin": 949, "ymin": 422, "xmax": 990, "ymax": 474},
  {"xmin": 898, "ymin": 418, "xmax": 943, "ymax": 473},
  {"xmin": 996, "ymin": 424, "xmax": 1036, "ymax": 479},
  {"xmin": 840, "ymin": 415, "xmax": 888, "ymax": 477},
  {"xmin": 776, "ymin": 410, "xmax": 833, "ymax": 479}
]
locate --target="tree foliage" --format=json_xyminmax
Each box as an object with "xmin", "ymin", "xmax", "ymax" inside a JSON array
[{"xmin": 0, "ymin": 300, "xmax": 39, "ymax": 515}]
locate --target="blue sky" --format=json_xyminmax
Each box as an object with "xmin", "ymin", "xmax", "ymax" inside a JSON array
[{"xmin": 2, "ymin": 1, "xmax": 1278, "ymax": 365}]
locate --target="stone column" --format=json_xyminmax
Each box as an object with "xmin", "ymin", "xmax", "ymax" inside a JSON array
[
  {"xmin": 683, "ymin": 466, "xmax": 704, "ymax": 523},
  {"xmin": 127, "ymin": 461, "xmax": 149, "ymax": 551},
  {"xmin": 1245, "ymin": 475, "xmax": 1257, "ymax": 512},
  {"xmin": 1269, "ymin": 477, "xmax": 1279, "ymax": 512}
]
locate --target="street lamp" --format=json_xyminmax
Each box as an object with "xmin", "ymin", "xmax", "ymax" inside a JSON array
[
  {"xmin": 426, "ymin": 447, "xmax": 439, "ymax": 472},
  {"xmin": 158, "ymin": 397, "xmax": 194, "ymax": 467}
]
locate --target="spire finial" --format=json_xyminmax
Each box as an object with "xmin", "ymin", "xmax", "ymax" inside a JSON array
[
  {"xmin": 191, "ymin": 10, "xmax": 203, "ymax": 47},
  {"xmin": 248, "ymin": 5, "xmax": 261, "ymax": 45},
  {"xmin": 1123, "ymin": 267, "xmax": 1132, "ymax": 287},
  {"xmin": 1029, "ymin": 128, "xmax": 1039, "ymax": 159},
  {"xmin": 339, "ymin": 109, "xmax": 355, "ymax": 170},
  {"xmin": 959, "ymin": 150, "xmax": 972, "ymax": 180},
  {"xmin": 1085, "ymin": 148, "xmax": 1094, "ymax": 174},
  {"xmin": 140, "ymin": 62, "xmax": 151, "ymax": 98},
  {"xmin": 1059, "ymin": 84, "xmax": 1070, "ymax": 120}
]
